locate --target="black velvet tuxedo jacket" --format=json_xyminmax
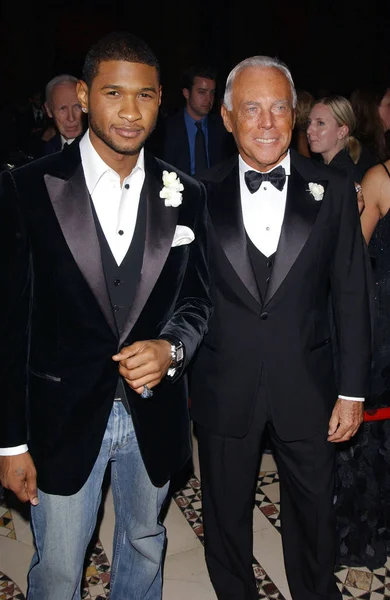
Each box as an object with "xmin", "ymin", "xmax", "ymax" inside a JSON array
[
  {"xmin": 161, "ymin": 110, "xmax": 236, "ymax": 175},
  {"xmin": 0, "ymin": 141, "xmax": 211, "ymax": 495},
  {"xmin": 191, "ymin": 150, "xmax": 371, "ymax": 441}
]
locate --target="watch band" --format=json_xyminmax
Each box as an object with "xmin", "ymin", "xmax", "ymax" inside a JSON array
[{"xmin": 165, "ymin": 340, "xmax": 184, "ymax": 378}]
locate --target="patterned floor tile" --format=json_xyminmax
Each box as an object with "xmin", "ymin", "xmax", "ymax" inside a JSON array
[
  {"xmin": 255, "ymin": 471, "xmax": 281, "ymax": 532},
  {"xmin": 0, "ymin": 573, "xmax": 24, "ymax": 599},
  {"xmin": 0, "ymin": 541, "xmax": 110, "ymax": 600},
  {"xmin": 0, "ymin": 470, "xmax": 388, "ymax": 600},
  {"xmin": 255, "ymin": 471, "xmax": 390, "ymax": 600},
  {"xmin": 81, "ymin": 540, "xmax": 110, "ymax": 599},
  {"xmin": 0, "ymin": 502, "xmax": 16, "ymax": 541},
  {"xmin": 334, "ymin": 552, "xmax": 390, "ymax": 599},
  {"xmin": 173, "ymin": 475, "xmax": 287, "ymax": 599}
]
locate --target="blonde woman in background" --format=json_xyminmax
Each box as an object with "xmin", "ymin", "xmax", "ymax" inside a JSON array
[{"xmin": 307, "ymin": 96, "xmax": 364, "ymax": 211}]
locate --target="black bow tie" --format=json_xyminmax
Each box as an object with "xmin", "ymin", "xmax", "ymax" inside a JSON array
[{"xmin": 244, "ymin": 165, "xmax": 286, "ymax": 193}]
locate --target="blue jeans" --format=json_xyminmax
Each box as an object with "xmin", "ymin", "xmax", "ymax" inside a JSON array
[{"xmin": 27, "ymin": 401, "xmax": 169, "ymax": 600}]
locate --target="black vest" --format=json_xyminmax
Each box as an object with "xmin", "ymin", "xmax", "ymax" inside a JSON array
[
  {"xmin": 92, "ymin": 188, "xmax": 147, "ymax": 410},
  {"xmin": 246, "ymin": 234, "xmax": 275, "ymax": 304}
]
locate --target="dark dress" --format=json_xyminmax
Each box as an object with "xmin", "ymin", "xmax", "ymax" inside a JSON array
[{"xmin": 335, "ymin": 163, "xmax": 390, "ymax": 569}]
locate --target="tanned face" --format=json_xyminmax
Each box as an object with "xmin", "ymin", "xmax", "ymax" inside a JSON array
[{"xmin": 222, "ymin": 66, "xmax": 295, "ymax": 172}]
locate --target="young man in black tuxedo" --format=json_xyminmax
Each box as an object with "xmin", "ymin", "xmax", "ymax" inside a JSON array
[
  {"xmin": 0, "ymin": 32, "xmax": 211, "ymax": 600},
  {"xmin": 190, "ymin": 56, "xmax": 371, "ymax": 600}
]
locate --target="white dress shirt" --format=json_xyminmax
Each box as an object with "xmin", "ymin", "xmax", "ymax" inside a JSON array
[
  {"xmin": 0, "ymin": 131, "xmax": 147, "ymax": 456},
  {"xmin": 239, "ymin": 151, "xmax": 363, "ymax": 403},
  {"xmin": 239, "ymin": 152, "xmax": 290, "ymax": 258},
  {"xmin": 61, "ymin": 136, "xmax": 76, "ymax": 149},
  {"xmin": 80, "ymin": 130, "xmax": 145, "ymax": 265}
]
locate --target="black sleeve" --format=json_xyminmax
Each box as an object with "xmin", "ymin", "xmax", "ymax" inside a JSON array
[{"xmin": 0, "ymin": 171, "xmax": 31, "ymax": 446}]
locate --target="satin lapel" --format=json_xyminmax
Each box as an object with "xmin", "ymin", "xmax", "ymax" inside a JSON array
[
  {"xmin": 209, "ymin": 165, "xmax": 261, "ymax": 305},
  {"xmin": 119, "ymin": 158, "xmax": 178, "ymax": 345},
  {"xmin": 44, "ymin": 166, "xmax": 117, "ymax": 336},
  {"xmin": 264, "ymin": 166, "xmax": 325, "ymax": 305}
]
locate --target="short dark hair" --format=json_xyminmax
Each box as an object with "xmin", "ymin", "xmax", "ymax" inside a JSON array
[
  {"xmin": 182, "ymin": 66, "xmax": 217, "ymax": 91},
  {"xmin": 82, "ymin": 31, "xmax": 160, "ymax": 87}
]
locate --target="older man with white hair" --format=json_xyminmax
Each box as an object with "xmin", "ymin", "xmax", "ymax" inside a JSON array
[
  {"xmin": 43, "ymin": 74, "xmax": 84, "ymax": 154},
  {"xmin": 190, "ymin": 56, "xmax": 371, "ymax": 600}
]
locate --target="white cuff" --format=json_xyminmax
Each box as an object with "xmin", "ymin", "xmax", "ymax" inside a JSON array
[
  {"xmin": 339, "ymin": 395, "xmax": 365, "ymax": 402},
  {"xmin": 0, "ymin": 444, "xmax": 29, "ymax": 456}
]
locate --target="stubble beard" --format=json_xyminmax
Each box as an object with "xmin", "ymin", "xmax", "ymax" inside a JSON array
[{"xmin": 89, "ymin": 114, "xmax": 156, "ymax": 156}]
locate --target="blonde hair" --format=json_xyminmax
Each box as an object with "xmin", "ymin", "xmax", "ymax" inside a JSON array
[{"xmin": 317, "ymin": 96, "xmax": 361, "ymax": 164}]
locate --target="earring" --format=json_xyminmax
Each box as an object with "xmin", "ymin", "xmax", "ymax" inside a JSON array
[{"xmin": 82, "ymin": 107, "xmax": 87, "ymax": 113}]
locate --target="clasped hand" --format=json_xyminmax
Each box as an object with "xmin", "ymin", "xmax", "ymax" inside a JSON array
[
  {"xmin": 328, "ymin": 397, "xmax": 364, "ymax": 443},
  {"xmin": 112, "ymin": 339, "xmax": 172, "ymax": 395}
]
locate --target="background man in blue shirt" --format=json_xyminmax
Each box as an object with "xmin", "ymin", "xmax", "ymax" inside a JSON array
[{"xmin": 161, "ymin": 66, "xmax": 235, "ymax": 175}]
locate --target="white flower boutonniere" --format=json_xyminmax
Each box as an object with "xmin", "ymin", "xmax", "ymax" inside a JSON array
[
  {"xmin": 159, "ymin": 171, "xmax": 184, "ymax": 207},
  {"xmin": 308, "ymin": 182, "xmax": 324, "ymax": 201}
]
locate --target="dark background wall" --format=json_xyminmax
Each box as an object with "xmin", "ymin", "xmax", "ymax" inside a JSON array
[{"xmin": 1, "ymin": 0, "xmax": 389, "ymax": 110}]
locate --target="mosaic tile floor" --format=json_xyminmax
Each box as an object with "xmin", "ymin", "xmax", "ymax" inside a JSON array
[
  {"xmin": 81, "ymin": 540, "xmax": 110, "ymax": 599},
  {"xmin": 0, "ymin": 467, "xmax": 389, "ymax": 599},
  {"xmin": 173, "ymin": 476, "xmax": 286, "ymax": 599},
  {"xmin": 0, "ymin": 539, "xmax": 110, "ymax": 600},
  {"xmin": 0, "ymin": 572, "xmax": 24, "ymax": 599},
  {"xmin": 173, "ymin": 472, "xmax": 390, "ymax": 600}
]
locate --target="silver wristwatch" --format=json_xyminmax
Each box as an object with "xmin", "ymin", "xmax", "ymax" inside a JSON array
[{"xmin": 166, "ymin": 341, "xmax": 184, "ymax": 378}]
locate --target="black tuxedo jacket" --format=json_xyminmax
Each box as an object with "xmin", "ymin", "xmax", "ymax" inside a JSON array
[
  {"xmin": 0, "ymin": 141, "xmax": 211, "ymax": 495},
  {"xmin": 161, "ymin": 110, "xmax": 236, "ymax": 175},
  {"xmin": 190, "ymin": 150, "xmax": 371, "ymax": 441}
]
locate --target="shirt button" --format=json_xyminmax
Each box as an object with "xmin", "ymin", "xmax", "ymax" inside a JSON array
[
  {"xmin": 264, "ymin": 186, "xmax": 268, "ymax": 190},
  {"xmin": 113, "ymin": 305, "xmax": 120, "ymax": 312},
  {"xmin": 266, "ymin": 260, "xmax": 273, "ymax": 268},
  {"xmin": 266, "ymin": 226, "xmax": 270, "ymax": 231},
  {"xmin": 118, "ymin": 230, "xmax": 124, "ymax": 236},
  {"xmin": 260, "ymin": 312, "xmax": 269, "ymax": 320},
  {"xmin": 114, "ymin": 279, "xmax": 122, "ymax": 286},
  {"xmin": 124, "ymin": 184, "xmax": 130, "ymax": 189}
]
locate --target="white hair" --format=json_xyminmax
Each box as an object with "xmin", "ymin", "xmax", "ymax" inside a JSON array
[
  {"xmin": 223, "ymin": 56, "xmax": 297, "ymax": 111},
  {"xmin": 45, "ymin": 74, "xmax": 79, "ymax": 105}
]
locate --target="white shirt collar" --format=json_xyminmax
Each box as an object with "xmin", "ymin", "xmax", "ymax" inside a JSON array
[
  {"xmin": 79, "ymin": 129, "xmax": 145, "ymax": 195},
  {"xmin": 61, "ymin": 135, "xmax": 76, "ymax": 149},
  {"xmin": 238, "ymin": 151, "xmax": 291, "ymax": 177}
]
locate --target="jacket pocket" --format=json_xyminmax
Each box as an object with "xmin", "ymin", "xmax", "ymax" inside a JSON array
[
  {"xmin": 310, "ymin": 338, "xmax": 331, "ymax": 352},
  {"xmin": 29, "ymin": 368, "xmax": 62, "ymax": 383}
]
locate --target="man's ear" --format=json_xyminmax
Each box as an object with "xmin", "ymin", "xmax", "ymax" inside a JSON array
[
  {"xmin": 221, "ymin": 104, "xmax": 233, "ymax": 133},
  {"xmin": 77, "ymin": 80, "xmax": 89, "ymax": 113},
  {"xmin": 182, "ymin": 87, "xmax": 190, "ymax": 101},
  {"xmin": 44, "ymin": 102, "xmax": 53, "ymax": 119}
]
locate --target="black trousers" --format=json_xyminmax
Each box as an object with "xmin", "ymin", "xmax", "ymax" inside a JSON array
[{"xmin": 196, "ymin": 392, "xmax": 342, "ymax": 600}]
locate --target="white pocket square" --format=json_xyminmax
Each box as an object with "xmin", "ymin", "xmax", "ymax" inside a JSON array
[{"xmin": 171, "ymin": 225, "xmax": 195, "ymax": 247}]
